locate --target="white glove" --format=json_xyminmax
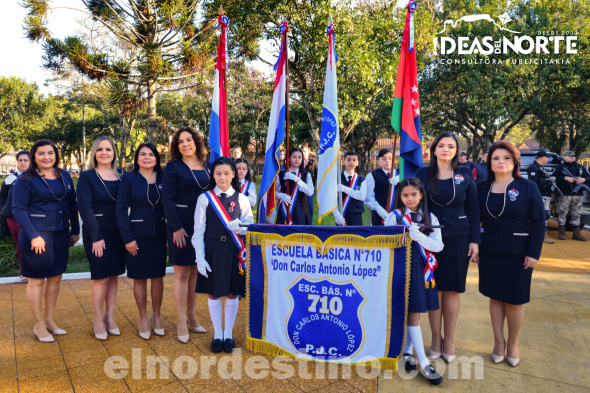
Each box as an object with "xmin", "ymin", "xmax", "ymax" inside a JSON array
[
  {"xmin": 377, "ymin": 206, "xmax": 388, "ymax": 220},
  {"xmin": 277, "ymin": 193, "xmax": 292, "ymax": 205},
  {"xmin": 335, "ymin": 215, "xmax": 346, "ymax": 226},
  {"xmin": 389, "ymin": 175, "xmax": 400, "ymax": 186},
  {"xmin": 227, "ymin": 219, "xmax": 242, "ymax": 233},
  {"xmin": 284, "ymin": 172, "xmax": 299, "ymax": 182},
  {"xmin": 408, "ymin": 223, "xmax": 424, "ymax": 242},
  {"xmin": 197, "ymin": 259, "xmax": 212, "ymax": 278},
  {"xmin": 337, "ymin": 184, "xmax": 347, "ymax": 193},
  {"xmin": 384, "ymin": 211, "xmax": 397, "ymax": 226}
]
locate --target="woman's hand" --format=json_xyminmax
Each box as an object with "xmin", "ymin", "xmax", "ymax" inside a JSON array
[
  {"xmin": 70, "ymin": 235, "xmax": 80, "ymax": 247},
  {"xmin": 523, "ymin": 256, "xmax": 538, "ymax": 269},
  {"xmin": 31, "ymin": 236, "xmax": 46, "ymax": 254},
  {"xmin": 92, "ymin": 240, "xmax": 106, "ymax": 257},
  {"xmin": 468, "ymin": 242, "xmax": 479, "ymax": 263},
  {"xmin": 125, "ymin": 240, "xmax": 139, "ymax": 256},
  {"xmin": 173, "ymin": 228, "xmax": 188, "ymax": 249}
]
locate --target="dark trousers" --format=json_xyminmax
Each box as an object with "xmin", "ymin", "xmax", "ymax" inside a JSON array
[{"xmin": 344, "ymin": 212, "xmax": 363, "ymax": 226}]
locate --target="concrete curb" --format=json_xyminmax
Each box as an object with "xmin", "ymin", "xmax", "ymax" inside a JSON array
[{"xmin": 0, "ymin": 266, "xmax": 175, "ymax": 285}]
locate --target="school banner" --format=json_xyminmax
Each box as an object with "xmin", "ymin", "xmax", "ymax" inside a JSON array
[{"xmin": 246, "ymin": 225, "xmax": 410, "ymax": 372}]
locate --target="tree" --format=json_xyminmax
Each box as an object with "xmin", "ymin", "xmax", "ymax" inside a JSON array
[
  {"xmin": 0, "ymin": 77, "xmax": 51, "ymax": 158},
  {"xmin": 22, "ymin": 0, "xmax": 223, "ymax": 144}
]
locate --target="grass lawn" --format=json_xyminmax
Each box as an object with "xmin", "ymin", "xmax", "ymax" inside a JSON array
[{"xmin": 0, "ymin": 177, "xmax": 372, "ymax": 276}]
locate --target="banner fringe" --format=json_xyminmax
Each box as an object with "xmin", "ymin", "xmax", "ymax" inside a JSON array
[{"xmin": 245, "ymin": 337, "xmax": 398, "ymax": 373}]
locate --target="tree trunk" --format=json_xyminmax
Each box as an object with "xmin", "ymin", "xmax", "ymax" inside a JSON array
[
  {"xmin": 147, "ymin": 81, "xmax": 158, "ymax": 145},
  {"xmin": 119, "ymin": 117, "xmax": 127, "ymax": 167},
  {"xmin": 300, "ymin": 97, "xmax": 320, "ymax": 149}
]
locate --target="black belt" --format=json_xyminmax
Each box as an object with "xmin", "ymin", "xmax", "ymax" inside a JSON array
[{"xmin": 206, "ymin": 235, "xmax": 227, "ymax": 241}]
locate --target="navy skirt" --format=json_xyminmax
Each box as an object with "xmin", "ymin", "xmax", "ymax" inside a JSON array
[
  {"xmin": 196, "ymin": 237, "xmax": 245, "ymax": 298},
  {"xmin": 126, "ymin": 235, "xmax": 167, "ymax": 280},
  {"xmin": 167, "ymin": 227, "xmax": 196, "ymax": 266},
  {"xmin": 433, "ymin": 235, "xmax": 470, "ymax": 293},
  {"xmin": 20, "ymin": 229, "xmax": 70, "ymax": 279},
  {"xmin": 478, "ymin": 250, "xmax": 533, "ymax": 305},
  {"xmin": 83, "ymin": 228, "xmax": 126, "ymax": 280},
  {"xmin": 408, "ymin": 243, "xmax": 439, "ymax": 313}
]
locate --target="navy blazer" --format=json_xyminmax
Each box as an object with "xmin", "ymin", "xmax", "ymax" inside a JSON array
[
  {"xmin": 162, "ymin": 160, "xmax": 209, "ymax": 234},
  {"xmin": 12, "ymin": 170, "xmax": 80, "ymax": 240},
  {"xmin": 116, "ymin": 171, "xmax": 166, "ymax": 244},
  {"xmin": 416, "ymin": 166, "xmax": 481, "ymax": 244},
  {"xmin": 77, "ymin": 169, "xmax": 123, "ymax": 243},
  {"xmin": 477, "ymin": 178, "xmax": 545, "ymax": 259}
]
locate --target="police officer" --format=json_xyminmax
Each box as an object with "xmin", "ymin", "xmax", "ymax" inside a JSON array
[
  {"xmin": 526, "ymin": 150, "xmax": 556, "ymax": 244},
  {"xmin": 554, "ymin": 151, "xmax": 589, "ymax": 241},
  {"xmin": 473, "ymin": 151, "xmax": 488, "ymax": 184}
]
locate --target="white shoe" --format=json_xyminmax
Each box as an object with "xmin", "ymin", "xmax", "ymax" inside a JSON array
[
  {"xmin": 138, "ymin": 319, "xmax": 151, "ymax": 340},
  {"xmin": 34, "ymin": 327, "xmax": 55, "ymax": 343},
  {"xmin": 507, "ymin": 356, "xmax": 520, "ymax": 367},
  {"xmin": 94, "ymin": 324, "xmax": 108, "ymax": 341},
  {"xmin": 104, "ymin": 316, "xmax": 120, "ymax": 335},
  {"xmin": 151, "ymin": 315, "xmax": 165, "ymax": 336},
  {"xmin": 177, "ymin": 334, "xmax": 190, "ymax": 343},
  {"xmin": 429, "ymin": 349, "xmax": 441, "ymax": 359},
  {"xmin": 187, "ymin": 314, "xmax": 207, "ymax": 333},
  {"xmin": 46, "ymin": 325, "xmax": 67, "ymax": 335}
]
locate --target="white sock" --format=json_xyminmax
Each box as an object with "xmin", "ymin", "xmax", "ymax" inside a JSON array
[
  {"xmin": 408, "ymin": 325, "xmax": 430, "ymax": 370},
  {"xmin": 403, "ymin": 337, "xmax": 414, "ymax": 355},
  {"xmin": 208, "ymin": 298, "xmax": 223, "ymax": 340},
  {"xmin": 223, "ymin": 297, "xmax": 240, "ymax": 340}
]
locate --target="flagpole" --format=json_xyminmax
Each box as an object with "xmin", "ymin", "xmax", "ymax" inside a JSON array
[
  {"xmin": 331, "ymin": 15, "xmax": 343, "ymax": 216},
  {"xmin": 385, "ymin": 133, "xmax": 398, "ymax": 213},
  {"xmin": 219, "ymin": 5, "xmax": 229, "ymax": 154},
  {"xmin": 283, "ymin": 20, "xmax": 291, "ymax": 224}
]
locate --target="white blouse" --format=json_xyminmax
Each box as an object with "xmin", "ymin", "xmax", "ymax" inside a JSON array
[
  {"xmin": 239, "ymin": 179, "xmax": 257, "ymax": 208},
  {"xmin": 385, "ymin": 207, "xmax": 444, "ymax": 253},
  {"xmin": 275, "ymin": 168, "xmax": 315, "ymax": 197},
  {"xmin": 191, "ymin": 185, "xmax": 254, "ymax": 263}
]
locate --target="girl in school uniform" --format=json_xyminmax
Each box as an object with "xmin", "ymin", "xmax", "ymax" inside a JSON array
[
  {"xmin": 12, "ymin": 140, "xmax": 80, "ymax": 342},
  {"xmin": 477, "ymin": 141, "xmax": 545, "ymax": 367},
  {"xmin": 77, "ymin": 136, "xmax": 126, "ymax": 340},
  {"xmin": 276, "ymin": 147, "xmax": 315, "ymax": 225},
  {"xmin": 116, "ymin": 143, "xmax": 167, "ymax": 340},
  {"xmin": 0, "ymin": 150, "xmax": 30, "ymax": 281},
  {"xmin": 234, "ymin": 158, "xmax": 257, "ymax": 208},
  {"xmin": 385, "ymin": 178, "xmax": 444, "ymax": 385},
  {"xmin": 162, "ymin": 127, "xmax": 209, "ymax": 343},
  {"xmin": 365, "ymin": 149, "xmax": 399, "ymax": 226},
  {"xmin": 415, "ymin": 132, "xmax": 480, "ymax": 362},
  {"xmin": 192, "ymin": 157, "xmax": 254, "ymax": 353}
]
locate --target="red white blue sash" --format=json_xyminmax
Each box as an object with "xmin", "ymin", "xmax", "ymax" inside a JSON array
[
  {"xmin": 240, "ymin": 180, "xmax": 251, "ymax": 196},
  {"xmin": 280, "ymin": 171, "xmax": 301, "ymax": 225},
  {"xmin": 342, "ymin": 173, "xmax": 358, "ymax": 216},
  {"xmin": 205, "ymin": 191, "xmax": 247, "ymax": 274},
  {"xmin": 392, "ymin": 209, "xmax": 437, "ymax": 288}
]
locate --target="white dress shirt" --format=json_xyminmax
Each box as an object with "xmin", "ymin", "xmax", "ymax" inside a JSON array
[
  {"xmin": 275, "ymin": 168, "xmax": 315, "ymax": 197},
  {"xmin": 341, "ymin": 171, "xmax": 367, "ymax": 201},
  {"xmin": 239, "ymin": 179, "xmax": 257, "ymax": 208},
  {"xmin": 365, "ymin": 168, "xmax": 390, "ymax": 213},
  {"xmin": 384, "ymin": 207, "xmax": 444, "ymax": 253},
  {"xmin": 192, "ymin": 185, "xmax": 254, "ymax": 263}
]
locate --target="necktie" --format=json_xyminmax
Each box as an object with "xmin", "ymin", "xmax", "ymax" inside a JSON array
[
  {"xmin": 410, "ymin": 212, "xmax": 419, "ymax": 223},
  {"xmin": 347, "ymin": 176, "xmax": 353, "ymax": 187},
  {"xmin": 220, "ymin": 193, "xmax": 227, "ymax": 199}
]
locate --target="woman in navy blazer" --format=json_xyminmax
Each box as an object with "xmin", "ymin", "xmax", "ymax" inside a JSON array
[
  {"xmin": 477, "ymin": 141, "xmax": 545, "ymax": 367},
  {"xmin": 12, "ymin": 140, "xmax": 80, "ymax": 342},
  {"xmin": 162, "ymin": 127, "xmax": 209, "ymax": 343},
  {"xmin": 416, "ymin": 132, "xmax": 480, "ymax": 362},
  {"xmin": 77, "ymin": 136, "xmax": 126, "ymax": 340},
  {"xmin": 116, "ymin": 143, "xmax": 167, "ymax": 339}
]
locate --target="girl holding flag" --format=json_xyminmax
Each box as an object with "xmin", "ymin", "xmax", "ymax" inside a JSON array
[
  {"xmin": 192, "ymin": 157, "xmax": 253, "ymax": 353},
  {"xmin": 276, "ymin": 147, "xmax": 315, "ymax": 225},
  {"xmin": 385, "ymin": 177, "xmax": 443, "ymax": 385},
  {"xmin": 234, "ymin": 158, "xmax": 257, "ymax": 208}
]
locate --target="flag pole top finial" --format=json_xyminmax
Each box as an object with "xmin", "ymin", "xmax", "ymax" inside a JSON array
[
  {"xmin": 329, "ymin": 16, "xmax": 333, "ymax": 25},
  {"xmin": 219, "ymin": 5, "xmax": 225, "ymax": 15}
]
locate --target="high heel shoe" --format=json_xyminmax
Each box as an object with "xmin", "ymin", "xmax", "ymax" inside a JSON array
[
  {"xmin": 430, "ymin": 337, "xmax": 442, "ymax": 359},
  {"xmin": 151, "ymin": 315, "xmax": 165, "ymax": 336},
  {"xmin": 187, "ymin": 314, "xmax": 207, "ymax": 333},
  {"xmin": 34, "ymin": 326, "xmax": 55, "ymax": 343},
  {"xmin": 138, "ymin": 319, "xmax": 151, "ymax": 340},
  {"xmin": 507, "ymin": 356, "xmax": 520, "ymax": 367},
  {"xmin": 177, "ymin": 330, "xmax": 190, "ymax": 344},
  {"xmin": 441, "ymin": 338, "xmax": 456, "ymax": 363},
  {"xmin": 45, "ymin": 325, "xmax": 67, "ymax": 335},
  {"xmin": 492, "ymin": 340, "xmax": 506, "ymax": 364},
  {"xmin": 94, "ymin": 324, "xmax": 108, "ymax": 341},
  {"xmin": 104, "ymin": 316, "xmax": 120, "ymax": 336}
]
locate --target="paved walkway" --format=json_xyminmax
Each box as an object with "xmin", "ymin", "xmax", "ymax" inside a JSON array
[{"xmin": 1, "ymin": 224, "xmax": 588, "ymax": 392}]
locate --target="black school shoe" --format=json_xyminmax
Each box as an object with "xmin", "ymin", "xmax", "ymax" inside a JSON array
[
  {"xmin": 223, "ymin": 338, "xmax": 235, "ymax": 353},
  {"xmin": 211, "ymin": 338, "xmax": 223, "ymax": 353},
  {"xmin": 403, "ymin": 353, "xmax": 417, "ymax": 371},
  {"xmin": 420, "ymin": 364, "xmax": 443, "ymax": 385}
]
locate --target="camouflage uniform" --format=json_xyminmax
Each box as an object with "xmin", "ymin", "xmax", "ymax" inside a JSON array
[{"xmin": 556, "ymin": 195, "xmax": 583, "ymax": 226}]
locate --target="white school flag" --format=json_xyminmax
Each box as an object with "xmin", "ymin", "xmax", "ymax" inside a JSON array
[{"xmin": 316, "ymin": 23, "xmax": 340, "ymax": 223}]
